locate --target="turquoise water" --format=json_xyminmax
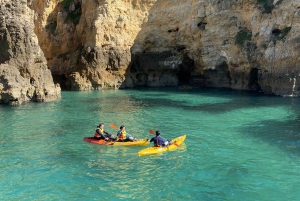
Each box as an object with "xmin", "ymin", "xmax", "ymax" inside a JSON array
[{"xmin": 1, "ymin": 88, "xmax": 300, "ymax": 200}]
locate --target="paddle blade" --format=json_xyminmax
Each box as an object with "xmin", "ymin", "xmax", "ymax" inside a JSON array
[
  {"xmin": 149, "ymin": 129, "xmax": 155, "ymax": 135},
  {"xmin": 110, "ymin": 123, "xmax": 118, "ymax": 130}
]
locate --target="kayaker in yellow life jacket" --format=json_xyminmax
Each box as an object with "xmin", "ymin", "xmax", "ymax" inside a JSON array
[
  {"xmin": 116, "ymin": 125, "xmax": 136, "ymax": 142},
  {"xmin": 94, "ymin": 123, "xmax": 115, "ymax": 141},
  {"xmin": 149, "ymin": 130, "xmax": 172, "ymax": 147}
]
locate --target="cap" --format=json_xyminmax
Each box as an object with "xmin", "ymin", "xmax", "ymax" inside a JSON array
[{"xmin": 156, "ymin": 130, "xmax": 160, "ymax": 136}]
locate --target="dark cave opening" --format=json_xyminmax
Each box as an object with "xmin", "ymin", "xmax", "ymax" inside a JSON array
[
  {"xmin": 52, "ymin": 73, "xmax": 68, "ymax": 90},
  {"xmin": 248, "ymin": 68, "xmax": 262, "ymax": 92},
  {"xmin": 177, "ymin": 66, "xmax": 191, "ymax": 85},
  {"xmin": 177, "ymin": 53, "xmax": 194, "ymax": 85}
]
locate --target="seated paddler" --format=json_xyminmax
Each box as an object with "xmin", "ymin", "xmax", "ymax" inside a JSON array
[
  {"xmin": 94, "ymin": 123, "xmax": 115, "ymax": 141},
  {"xmin": 149, "ymin": 130, "xmax": 172, "ymax": 147},
  {"xmin": 116, "ymin": 125, "xmax": 136, "ymax": 142}
]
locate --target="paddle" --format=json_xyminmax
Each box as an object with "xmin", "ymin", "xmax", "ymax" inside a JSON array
[
  {"xmin": 148, "ymin": 129, "xmax": 178, "ymax": 147},
  {"xmin": 110, "ymin": 123, "xmax": 122, "ymax": 142},
  {"xmin": 110, "ymin": 123, "xmax": 118, "ymax": 130}
]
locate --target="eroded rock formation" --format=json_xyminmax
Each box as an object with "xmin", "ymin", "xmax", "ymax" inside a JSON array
[
  {"xmin": 0, "ymin": 0, "xmax": 60, "ymax": 105},
  {"xmin": 31, "ymin": 0, "xmax": 156, "ymax": 90},
  {"xmin": 4, "ymin": 0, "xmax": 300, "ymax": 97},
  {"xmin": 130, "ymin": 0, "xmax": 300, "ymax": 96}
]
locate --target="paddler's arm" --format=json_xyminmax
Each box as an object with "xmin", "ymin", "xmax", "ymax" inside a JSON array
[
  {"xmin": 104, "ymin": 130, "xmax": 110, "ymax": 135},
  {"xmin": 104, "ymin": 130, "xmax": 114, "ymax": 139},
  {"xmin": 114, "ymin": 131, "xmax": 120, "ymax": 141}
]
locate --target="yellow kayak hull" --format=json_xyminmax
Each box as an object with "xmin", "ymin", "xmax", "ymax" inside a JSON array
[
  {"xmin": 138, "ymin": 135, "xmax": 186, "ymax": 156},
  {"xmin": 113, "ymin": 139, "xmax": 149, "ymax": 146}
]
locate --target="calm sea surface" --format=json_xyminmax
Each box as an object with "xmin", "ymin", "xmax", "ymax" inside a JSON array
[{"xmin": 1, "ymin": 88, "xmax": 300, "ymax": 200}]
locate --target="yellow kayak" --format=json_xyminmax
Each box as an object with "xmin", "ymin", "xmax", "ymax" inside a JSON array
[{"xmin": 138, "ymin": 135, "xmax": 186, "ymax": 156}]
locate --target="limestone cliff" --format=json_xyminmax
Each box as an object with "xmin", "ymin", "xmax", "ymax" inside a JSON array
[
  {"xmin": 30, "ymin": 0, "xmax": 300, "ymax": 96},
  {"xmin": 31, "ymin": 0, "xmax": 155, "ymax": 90},
  {"xmin": 0, "ymin": 0, "xmax": 60, "ymax": 105},
  {"xmin": 130, "ymin": 0, "xmax": 300, "ymax": 96}
]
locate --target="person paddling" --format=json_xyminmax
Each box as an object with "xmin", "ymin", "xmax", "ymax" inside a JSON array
[
  {"xmin": 149, "ymin": 131, "xmax": 172, "ymax": 147},
  {"xmin": 116, "ymin": 125, "xmax": 136, "ymax": 142},
  {"xmin": 94, "ymin": 123, "xmax": 115, "ymax": 141}
]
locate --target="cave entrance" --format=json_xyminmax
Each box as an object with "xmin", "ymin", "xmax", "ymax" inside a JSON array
[
  {"xmin": 52, "ymin": 73, "xmax": 68, "ymax": 90},
  {"xmin": 248, "ymin": 68, "xmax": 261, "ymax": 92},
  {"xmin": 177, "ymin": 65, "xmax": 191, "ymax": 85},
  {"xmin": 177, "ymin": 53, "xmax": 194, "ymax": 85}
]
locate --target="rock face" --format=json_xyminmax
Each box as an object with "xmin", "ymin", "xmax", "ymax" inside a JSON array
[
  {"xmin": 31, "ymin": 0, "xmax": 156, "ymax": 90},
  {"xmin": 130, "ymin": 0, "xmax": 300, "ymax": 96},
  {"xmin": 0, "ymin": 0, "xmax": 60, "ymax": 105},
  {"xmin": 25, "ymin": 0, "xmax": 300, "ymax": 96}
]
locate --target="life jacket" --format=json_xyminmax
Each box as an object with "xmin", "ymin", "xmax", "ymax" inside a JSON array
[
  {"xmin": 94, "ymin": 128, "xmax": 104, "ymax": 138},
  {"xmin": 118, "ymin": 130, "xmax": 126, "ymax": 140}
]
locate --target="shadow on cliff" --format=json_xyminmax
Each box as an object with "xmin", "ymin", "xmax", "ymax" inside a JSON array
[
  {"xmin": 120, "ymin": 0, "xmax": 269, "ymax": 94},
  {"xmin": 121, "ymin": 0, "xmax": 195, "ymax": 88},
  {"xmin": 37, "ymin": 0, "xmax": 84, "ymax": 90}
]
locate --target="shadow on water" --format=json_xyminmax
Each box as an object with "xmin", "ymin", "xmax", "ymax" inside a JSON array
[
  {"xmin": 107, "ymin": 87, "xmax": 288, "ymax": 114},
  {"xmin": 125, "ymin": 88, "xmax": 300, "ymax": 155},
  {"xmin": 239, "ymin": 116, "xmax": 300, "ymax": 154}
]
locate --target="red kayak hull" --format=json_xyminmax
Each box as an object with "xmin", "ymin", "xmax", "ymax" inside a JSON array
[{"xmin": 83, "ymin": 137, "xmax": 107, "ymax": 145}]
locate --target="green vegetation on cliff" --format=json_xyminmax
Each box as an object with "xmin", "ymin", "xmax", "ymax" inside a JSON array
[
  {"xmin": 257, "ymin": 0, "xmax": 274, "ymax": 13},
  {"xmin": 67, "ymin": 13, "xmax": 81, "ymax": 24},
  {"xmin": 272, "ymin": 27, "xmax": 292, "ymax": 43},
  {"xmin": 59, "ymin": 0, "xmax": 73, "ymax": 9},
  {"xmin": 59, "ymin": 0, "xmax": 82, "ymax": 25},
  {"xmin": 235, "ymin": 28, "xmax": 252, "ymax": 46}
]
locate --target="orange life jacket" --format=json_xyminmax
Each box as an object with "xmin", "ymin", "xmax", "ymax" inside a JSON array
[
  {"xmin": 118, "ymin": 130, "xmax": 126, "ymax": 140},
  {"xmin": 94, "ymin": 128, "xmax": 104, "ymax": 138}
]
